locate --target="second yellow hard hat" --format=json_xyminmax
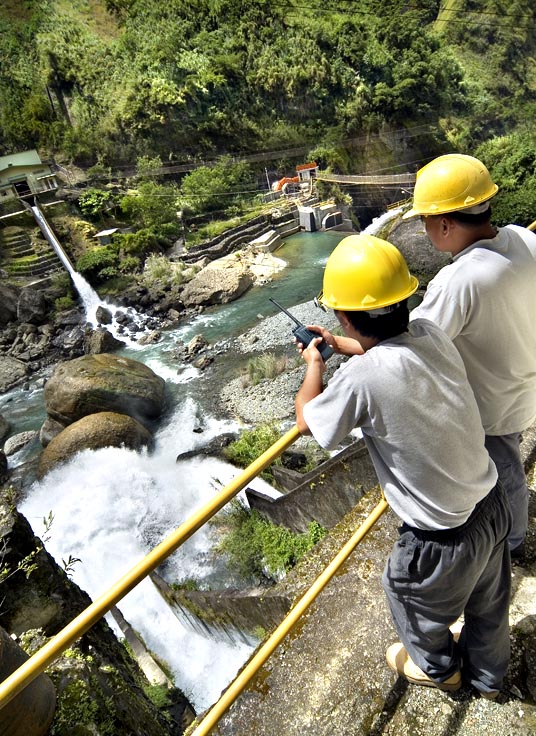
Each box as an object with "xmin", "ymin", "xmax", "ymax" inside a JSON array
[{"xmin": 403, "ymin": 153, "xmax": 498, "ymax": 219}]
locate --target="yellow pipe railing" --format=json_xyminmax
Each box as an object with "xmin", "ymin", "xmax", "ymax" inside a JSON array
[
  {"xmin": 527, "ymin": 220, "xmax": 536, "ymax": 231},
  {"xmin": 0, "ymin": 425, "xmax": 301, "ymax": 710},
  {"xmin": 190, "ymin": 493, "xmax": 389, "ymax": 736}
]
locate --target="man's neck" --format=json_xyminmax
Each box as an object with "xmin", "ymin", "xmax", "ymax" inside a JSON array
[{"xmin": 451, "ymin": 223, "xmax": 498, "ymax": 256}]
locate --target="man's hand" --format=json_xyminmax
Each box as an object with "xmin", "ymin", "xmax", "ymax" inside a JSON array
[
  {"xmin": 296, "ymin": 335, "xmax": 328, "ymax": 371},
  {"xmin": 295, "ymin": 336, "xmax": 327, "ymax": 435},
  {"xmin": 298, "ymin": 324, "xmax": 365, "ymax": 357}
]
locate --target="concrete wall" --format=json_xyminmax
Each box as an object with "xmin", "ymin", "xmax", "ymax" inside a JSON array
[{"xmin": 246, "ymin": 439, "xmax": 380, "ymax": 533}]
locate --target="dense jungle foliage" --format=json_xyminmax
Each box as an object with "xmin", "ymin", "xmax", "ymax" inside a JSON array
[
  {"xmin": 1, "ymin": 0, "xmax": 536, "ymax": 241},
  {"xmin": 1, "ymin": 0, "xmax": 535, "ymax": 166}
]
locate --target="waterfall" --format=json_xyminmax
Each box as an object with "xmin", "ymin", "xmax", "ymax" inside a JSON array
[
  {"xmin": 10, "ymin": 228, "xmax": 349, "ymax": 710},
  {"xmin": 362, "ymin": 205, "xmax": 404, "ymax": 234},
  {"xmin": 28, "ymin": 203, "xmax": 146, "ymax": 343},
  {"xmin": 19, "ymin": 395, "xmax": 279, "ymax": 709}
]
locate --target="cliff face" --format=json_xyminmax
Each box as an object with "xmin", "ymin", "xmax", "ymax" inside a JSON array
[{"xmin": 0, "ymin": 493, "xmax": 194, "ymax": 734}]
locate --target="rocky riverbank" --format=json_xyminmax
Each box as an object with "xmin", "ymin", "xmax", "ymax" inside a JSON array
[
  {"xmin": 216, "ymin": 214, "xmax": 450, "ymax": 427},
  {"xmin": 219, "ymin": 302, "xmax": 343, "ymax": 425}
]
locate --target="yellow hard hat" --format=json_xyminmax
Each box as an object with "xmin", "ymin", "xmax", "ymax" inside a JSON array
[
  {"xmin": 319, "ymin": 234, "xmax": 418, "ymax": 311},
  {"xmin": 402, "ymin": 153, "xmax": 499, "ymax": 219}
]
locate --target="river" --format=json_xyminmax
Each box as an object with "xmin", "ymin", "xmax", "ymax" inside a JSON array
[
  {"xmin": 2, "ymin": 228, "xmax": 350, "ymax": 711},
  {"xmin": 3, "ymin": 214, "xmax": 399, "ymax": 711}
]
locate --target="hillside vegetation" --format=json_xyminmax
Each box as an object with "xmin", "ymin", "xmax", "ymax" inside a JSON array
[
  {"xmin": 0, "ymin": 0, "xmax": 533, "ymax": 166},
  {"xmin": 1, "ymin": 0, "xmax": 536, "ymax": 250}
]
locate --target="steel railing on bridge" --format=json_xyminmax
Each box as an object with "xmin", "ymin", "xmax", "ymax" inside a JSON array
[{"xmin": 315, "ymin": 171, "xmax": 416, "ymax": 186}]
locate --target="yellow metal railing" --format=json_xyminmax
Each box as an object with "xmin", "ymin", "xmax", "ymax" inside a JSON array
[
  {"xmin": 1, "ymin": 422, "xmax": 390, "ymax": 736},
  {"xmin": 0, "ymin": 425, "xmax": 301, "ymax": 710},
  {"xmin": 189, "ymin": 493, "xmax": 389, "ymax": 736}
]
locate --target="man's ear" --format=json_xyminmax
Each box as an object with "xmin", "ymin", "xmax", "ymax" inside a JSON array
[
  {"xmin": 441, "ymin": 215, "xmax": 455, "ymax": 236},
  {"xmin": 336, "ymin": 310, "xmax": 353, "ymax": 331}
]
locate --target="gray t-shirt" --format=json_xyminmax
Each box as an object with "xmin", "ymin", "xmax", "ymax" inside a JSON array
[
  {"xmin": 411, "ymin": 225, "xmax": 536, "ymax": 435},
  {"xmin": 303, "ymin": 319, "xmax": 497, "ymax": 530}
]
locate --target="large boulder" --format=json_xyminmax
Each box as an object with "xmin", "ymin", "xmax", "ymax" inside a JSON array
[
  {"xmin": 3, "ymin": 431, "xmax": 39, "ymax": 457},
  {"xmin": 83, "ymin": 326, "xmax": 126, "ymax": 354},
  {"xmin": 37, "ymin": 411, "xmax": 153, "ymax": 478},
  {"xmin": 0, "ymin": 498, "xmax": 192, "ymax": 735},
  {"xmin": 0, "ymin": 356, "xmax": 28, "ymax": 392},
  {"xmin": 0, "ymin": 413, "xmax": 10, "ymax": 442},
  {"xmin": 385, "ymin": 216, "xmax": 451, "ymax": 290},
  {"xmin": 0, "ymin": 284, "xmax": 20, "ymax": 326},
  {"xmin": 0, "ymin": 626, "xmax": 56, "ymax": 736},
  {"xmin": 17, "ymin": 287, "xmax": 48, "ymax": 325},
  {"xmin": 43, "ymin": 353, "xmax": 166, "ymax": 429},
  {"xmin": 180, "ymin": 261, "xmax": 253, "ymax": 307},
  {"xmin": 0, "ymin": 450, "xmax": 7, "ymax": 481}
]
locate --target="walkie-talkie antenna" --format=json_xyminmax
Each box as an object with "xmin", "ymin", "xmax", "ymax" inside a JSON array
[{"xmin": 269, "ymin": 297, "xmax": 301, "ymax": 327}]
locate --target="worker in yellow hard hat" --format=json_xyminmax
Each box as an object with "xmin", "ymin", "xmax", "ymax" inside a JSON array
[
  {"xmin": 405, "ymin": 153, "xmax": 536, "ymax": 560},
  {"xmin": 294, "ymin": 233, "xmax": 511, "ymax": 699}
]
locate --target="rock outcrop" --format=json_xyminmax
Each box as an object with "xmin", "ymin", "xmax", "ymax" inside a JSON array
[
  {"xmin": 37, "ymin": 411, "xmax": 153, "ymax": 478},
  {"xmin": 0, "ymin": 283, "xmax": 20, "ymax": 326},
  {"xmin": 0, "ymin": 626, "xmax": 56, "ymax": 736},
  {"xmin": 180, "ymin": 261, "xmax": 253, "ymax": 307},
  {"xmin": 43, "ymin": 353, "xmax": 166, "ymax": 430},
  {"xmin": 0, "ymin": 495, "xmax": 194, "ymax": 734},
  {"xmin": 0, "ymin": 356, "xmax": 27, "ymax": 393}
]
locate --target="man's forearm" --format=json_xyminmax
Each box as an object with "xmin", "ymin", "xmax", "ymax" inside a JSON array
[
  {"xmin": 332, "ymin": 335, "xmax": 364, "ymax": 356},
  {"xmin": 295, "ymin": 363, "xmax": 324, "ymax": 434}
]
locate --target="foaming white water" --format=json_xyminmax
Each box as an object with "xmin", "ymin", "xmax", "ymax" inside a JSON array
[
  {"xmin": 70, "ymin": 271, "xmax": 146, "ymax": 347},
  {"xmin": 20, "ymin": 400, "xmax": 257, "ymax": 710},
  {"xmin": 143, "ymin": 357, "xmax": 199, "ymax": 384},
  {"xmin": 363, "ymin": 206, "xmax": 404, "ymax": 235}
]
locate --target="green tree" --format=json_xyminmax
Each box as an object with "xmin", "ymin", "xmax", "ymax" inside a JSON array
[
  {"xmin": 75, "ymin": 247, "xmax": 119, "ymax": 283},
  {"xmin": 135, "ymin": 155, "xmax": 163, "ymax": 181},
  {"xmin": 178, "ymin": 156, "xmax": 253, "ymax": 215},
  {"xmin": 475, "ymin": 133, "xmax": 536, "ymax": 227},
  {"xmin": 78, "ymin": 188, "xmax": 115, "ymax": 219},
  {"xmin": 120, "ymin": 181, "xmax": 179, "ymax": 229}
]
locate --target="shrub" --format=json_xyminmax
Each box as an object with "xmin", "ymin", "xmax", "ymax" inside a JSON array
[
  {"xmin": 75, "ymin": 247, "xmax": 119, "ymax": 283},
  {"xmin": 244, "ymin": 353, "xmax": 289, "ymax": 386},
  {"xmin": 223, "ymin": 422, "xmax": 282, "ymax": 482},
  {"xmin": 54, "ymin": 294, "xmax": 76, "ymax": 312},
  {"xmin": 214, "ymin": 500, "xmax": 327, "ymax": 581},
  {"xmin": 119, "ymin": 255, "xmax": 141, "ymax": 274},
  {"xmin": 97, "ymin": 266, "xmax": 119, "ymax": 280},
  {"xmin": 140, "ymin": 254, "xmax": 188, "ymax": 288},
  {"xmin": 78, "ymin": 187, "xmax": 114, "ymax": 218}
]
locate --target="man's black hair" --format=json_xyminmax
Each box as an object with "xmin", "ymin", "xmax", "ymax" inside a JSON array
[
  {"xmin": 343, "ymin": 300, "xmax": 409, "ymax": 341},
  {"xmin": 448, "ymin": 205, "xmax": 493, "ymax": 226}
]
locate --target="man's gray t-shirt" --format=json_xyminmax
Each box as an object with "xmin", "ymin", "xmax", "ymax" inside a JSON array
[{"xmin": 303, "ymin": 319, "xmax": 497, "ymax": 530}]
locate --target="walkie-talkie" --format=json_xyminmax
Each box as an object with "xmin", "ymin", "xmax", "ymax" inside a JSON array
[{"xmin": 269, "ymin": 298, "xmax": 334, "ymax": 361}]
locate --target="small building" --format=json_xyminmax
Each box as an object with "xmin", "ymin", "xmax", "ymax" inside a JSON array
[
  {"xmin": 0, "ymin": 149, "xmax": 58, "ymax": 203},
  {"xmin": 268, "ymin": 162, "xmax": 319, "ymax": 199},
  {"xmin": 295, "ymin": 162, "xmax": 318, "ymax": 183},
  {"xmin": 93, "ymin": 227, "xmax": 119, "ymax": 245}
]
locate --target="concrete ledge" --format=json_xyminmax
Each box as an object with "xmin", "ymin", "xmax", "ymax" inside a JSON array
[{"xmin": 246, "ymin": 440, "xmax": 378, "ymax": 533}]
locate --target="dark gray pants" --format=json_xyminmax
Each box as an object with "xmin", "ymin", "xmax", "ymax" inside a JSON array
[
  {"xmin": 382, "ymin": 483, "xmax": 511, "ymax": 695},
  {"xmin": 485, "ymin": 432, "xmax": 528, "ymax": 551}
]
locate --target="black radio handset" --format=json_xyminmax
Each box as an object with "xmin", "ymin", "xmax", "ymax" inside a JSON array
[{"xmin": 269, "ymin": 298, "xmax": 334, "ymax": 361}]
